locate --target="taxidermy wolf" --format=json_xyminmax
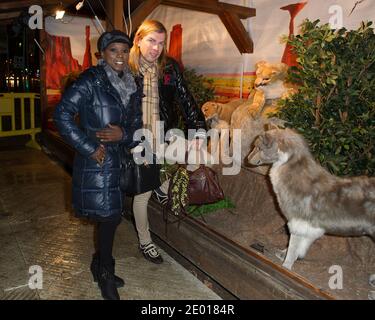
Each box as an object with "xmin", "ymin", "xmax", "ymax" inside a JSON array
[{"xmin": 248, "ymin": 128, "xmax": 375, "ymax": 273}]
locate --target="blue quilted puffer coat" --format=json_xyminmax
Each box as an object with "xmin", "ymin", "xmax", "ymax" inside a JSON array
[{"xmin": 53, "ymin": 66, "xmax": 143, "ymax": 221}]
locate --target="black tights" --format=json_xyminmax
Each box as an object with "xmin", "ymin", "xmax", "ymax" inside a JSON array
[{"xmin": 95, "ymin": 217, "xmax": 121, "ymax": 266}]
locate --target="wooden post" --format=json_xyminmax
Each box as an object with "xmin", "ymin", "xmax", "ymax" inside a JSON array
[
  {"xmin": 219, "ymin": 10, "xmax": 254, "ymax": 53},
  {"xmin": 39, "ymin": 28, "xmax": 48, "ymax": 131},
  {"xmin": 105, "ymin": 0, "xmax": 124, "ymax": 31}
]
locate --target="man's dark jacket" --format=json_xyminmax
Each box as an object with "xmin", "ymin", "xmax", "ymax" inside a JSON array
[{"xmin": 135, "ymin": 57, "xmax": 207, "ymax": 135}]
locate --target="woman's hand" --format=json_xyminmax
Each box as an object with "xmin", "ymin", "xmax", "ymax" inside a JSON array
[
  {"xmin": 96, "ymin": 124, "xmax": 123, "ymax": 142},
  {"xmin": 91, "ymin": 144, "xmax": 106, "ymax": 165}
]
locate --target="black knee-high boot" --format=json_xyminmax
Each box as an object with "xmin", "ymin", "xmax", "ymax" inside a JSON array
[
  {"xmin": 95, "ymin": 217, "xmax": 121, "ymax": 300},
  {"xmin": 90, "ymin": 253, "xmax": 125, "ymax": 288},
  {"xmin": 98, "ymin": 260, "xmax": 120, "ymax": 300}
]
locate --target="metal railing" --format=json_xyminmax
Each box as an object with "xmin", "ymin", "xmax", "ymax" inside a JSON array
[{"xmin": 0, "ymin": 93, "xmax": 41, "ymax": 149}]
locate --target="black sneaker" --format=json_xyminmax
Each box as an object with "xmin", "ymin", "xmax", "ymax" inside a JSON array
[
  {"xmin": 139, "ymin": 243, "xmax": 164, "ymax": 264},
  {"xmin": 153, "ymin": 187, "xmax": 168, "ymax": 205}
]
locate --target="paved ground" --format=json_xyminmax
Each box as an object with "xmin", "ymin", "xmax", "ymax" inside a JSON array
[{"xmin": 0, "ymin": 147, "xmax": 221, "ymax": 300}]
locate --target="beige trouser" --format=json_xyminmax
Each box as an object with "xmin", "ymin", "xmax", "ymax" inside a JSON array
[{"xmin": 132, "ymin": 180, "xmax": 169, "ymax": 246}]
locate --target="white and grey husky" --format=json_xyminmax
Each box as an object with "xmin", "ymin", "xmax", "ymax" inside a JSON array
[{"xmin": 248, "ymin": 128, "xmax": 375, "ymax": 289}]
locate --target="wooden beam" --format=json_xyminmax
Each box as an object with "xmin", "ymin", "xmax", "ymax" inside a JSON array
[
  {"xmin": 161, "ymin": 0, "xmax": 222, "ymax": 15},
  {"xmin": 126, "ymin": 0, "xmax": 161, "ymax": 33},
  {"xmin": 0, "ymin": 11, "xmax": 20, "ymax": 20},
  {"xmin": 219, "ymin": 10, "xmax": 253, "ymax": 53},
  {"xmin": 0, "ymin": 18, "xmax": 14, "ymax": 25},
  {"xmin": 0, "ymin": 1, "xmax": 36, "ymax": 11},
  {"xmin": 128, "ymin": 0, "xmax": 255, "ymax": 54},
  {"xmin": 219, "ymin": 2, "xmax": 255, "ymax": 20},
  {"xmin": 105, "ymin": 0, "xmax": 124, "ymax": 31},
  {"xmin": 161, "ymin": 0, "xmax": 255, "ymax": 19}
]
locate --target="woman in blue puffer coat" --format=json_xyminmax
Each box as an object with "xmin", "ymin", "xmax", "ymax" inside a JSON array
[{"xmin": 53, "ymin": 30, "xmax": 142, "ymax": 300}]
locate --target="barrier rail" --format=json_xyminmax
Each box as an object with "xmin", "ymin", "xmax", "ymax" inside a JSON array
[{"xmin": 0, "ymin": 93, "xmax": 41, "ymax": 150}]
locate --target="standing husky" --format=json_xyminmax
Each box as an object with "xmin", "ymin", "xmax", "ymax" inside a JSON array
[{"xmin": 248, "ymin": 128, "xmax": 375, "ymax": 274}]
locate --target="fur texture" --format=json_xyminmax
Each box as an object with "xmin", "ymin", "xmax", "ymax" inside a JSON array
[
  {"xmin": 201, "ymin": 98, "xmax": 244, "ymax": 125},
  {"xmin": 251, "ymin": 60, "xmax": 297, "ymax": 117},
  {"xmin": 248, "ymin": 128, "xmax": 375, "ymax": 272},
  {"xmin": 205, "ymin": 114, "xmax": 231, "ymax": 164},
  {"xmin": 201, "ymin": 99, "xmax": 244, "ymax": 164},
  {"xmin": 229, "ymin": 61, "xmax": 296, "ymax": 170}
]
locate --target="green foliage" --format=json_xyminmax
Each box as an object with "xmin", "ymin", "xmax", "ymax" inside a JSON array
[
  {"xmin": 170, "ymin": 68, "xmax": 215, "ymax": 130},
  {"xmin": 278, "ymin": 19, "xmax": 375, "ymax": 176},
  {"xmin": 183, "ymin": 67, "xmax": 215, "ymax": 108},
  {"xmin": 187, "ymin": 198, "xmax": 235, "ymax": 217},
  {"xmin": 170, "ymin": 67, "xmax": 215, "ymax": 131}
]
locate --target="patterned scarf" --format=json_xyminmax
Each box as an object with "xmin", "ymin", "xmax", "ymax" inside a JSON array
[
  {"xmin": 139, "ymin": 56, "xmax": 160, "ymax": 142},
  {"xmin": 98, "ymin": 59, "xmax": 137, "ymax": 108}
]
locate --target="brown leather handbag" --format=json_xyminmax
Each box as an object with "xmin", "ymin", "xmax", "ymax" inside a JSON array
[
  {"xmin": 163, "ymin": 164, "xmax": 225, "ymax": 229},
  {"xmin": 187, "ymin": 165, "xmax": 224, "ymax": 205}
]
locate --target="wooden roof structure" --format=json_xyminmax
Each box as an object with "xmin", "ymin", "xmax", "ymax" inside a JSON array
[
  {"xmin": 128, "ymin": 0, "xmax": 256, "ymax": 53},
  {"xmin": 0, "ymin": 0, "xmax": 255, "ymax": 53}
]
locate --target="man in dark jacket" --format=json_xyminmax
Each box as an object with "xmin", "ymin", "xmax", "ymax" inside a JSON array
[
  {"xmin": 128, "ymin": 20, "xmax": 207, "ymax": 264},
  {"xmin": 54, "ymin": 30, "xmax": 143, "ymax": 300}
]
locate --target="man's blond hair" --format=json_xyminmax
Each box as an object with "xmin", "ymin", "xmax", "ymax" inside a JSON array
[{"xmin": 129, "ymin": 20, "xmax": 168, "ymax": 78}]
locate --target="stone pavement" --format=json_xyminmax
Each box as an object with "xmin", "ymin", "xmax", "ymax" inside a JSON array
[{"xmin": 0, "ymin": 147, "xmax": 221, "ymax": 300}]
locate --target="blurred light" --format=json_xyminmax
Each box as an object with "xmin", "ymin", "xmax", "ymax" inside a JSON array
[
  {"xmin": 7, "ymin": 75, "xmax": 15, "ymax": 88},
  {"xmin": 55, "ymin": 9, "xmax": 65, "ymax": 20},
  {"xmin": 76, "ymin": 0, "xmax": 85, "ymax": 11}
]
